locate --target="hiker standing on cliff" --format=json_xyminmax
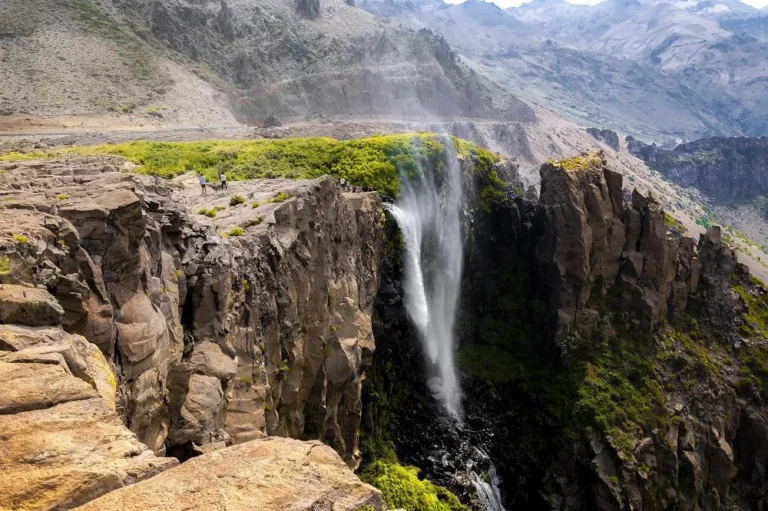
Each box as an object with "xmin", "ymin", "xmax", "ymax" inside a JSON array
[
  {"xmin": 219, "ymin": 171, "xmax": 228, "ymax": 190},
  {"xmin": 199, "ymin": 174, "xmax": 207, "ymax": 196}
]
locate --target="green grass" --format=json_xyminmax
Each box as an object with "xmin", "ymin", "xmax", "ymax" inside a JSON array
[
  {"xmin": 227, "ymin": 227, "xmax": 245, "ymax": 237},
  {"xmin": 12, "ymin": 234, "xmax": 30, "ymax": 245},
  {"xmin": 229, "ymin": 195, "xmax": 247, "ymax": 206},
  {"xmin": 197, "ymin": 207, "xmax": 218, "ymax": 218},
  {"xmin": 0, "ymin": 135, "xmax": 501, "ymax": 199}
]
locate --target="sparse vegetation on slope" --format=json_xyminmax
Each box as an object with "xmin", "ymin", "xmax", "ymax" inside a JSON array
[{"xmin": 2, "ymin": 135, "xmax": 502, "ymax": 199}]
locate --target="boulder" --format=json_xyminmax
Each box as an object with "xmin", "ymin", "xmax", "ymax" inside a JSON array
[
  {"xmin": 77, "ymin": 437, "xmax": 387, "ymax": 511},
  {"xmin": 0, "ymin": 285, "xmax": 64, "ymax": 326}
]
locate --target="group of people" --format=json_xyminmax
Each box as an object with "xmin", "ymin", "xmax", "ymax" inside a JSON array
[{"xmin": 199, "ymin": 171, "xmax": 228, "ymax": 196}]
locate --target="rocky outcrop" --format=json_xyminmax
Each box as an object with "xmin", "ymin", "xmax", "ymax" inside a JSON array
[
  {"xmin": 586, "ymin": 128, "xmax": 620, "ymax": 151},
  {"xmin": 537, "ymin": 152, "xmax": 701, "ymax": 352},
  {"xmin": 0, "ymin": 157, "xmax": 383, "ymax": 471},
  {"xmin": 0, "ymin": 285, "xmax": 176, "ymax": 510},
  {"xmin": 296, "ymin": 0, "xmax": 321, "ymax": 19},
  {"xmin": 78, "ymin": 437, "xmax": 387, "ymax": 511},
  {"xmin": 627, "ymin": 135, "xmax": 768, "ymax": 202}
]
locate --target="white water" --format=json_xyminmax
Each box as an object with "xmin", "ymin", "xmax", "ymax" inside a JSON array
[
  {"xmin": 470, "ymin": 461, "xmax": 506, "ymax": 511},
  {"xmin": 386, "ymin": 137, "xmax": 465, "ymax": 419}
]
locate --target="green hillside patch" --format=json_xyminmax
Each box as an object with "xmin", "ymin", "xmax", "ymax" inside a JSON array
[{"xmin": 0, "ymin": 135, "xmax": 501, "ymax": 199}]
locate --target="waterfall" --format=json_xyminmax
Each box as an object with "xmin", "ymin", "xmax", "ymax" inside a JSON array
[
  {"xmin": 386, "ymin": 137, "xmax": 464, "ymax": 420},
  {"xmin": 470, "ymin": 460, "xmax": 506, "ymax": 511}
]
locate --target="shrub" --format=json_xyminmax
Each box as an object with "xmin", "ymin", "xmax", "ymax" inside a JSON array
[
  {"xmin": 197, "ymin": 207, "xmax": 217, "ymax": 218},
  {"xmin": 55, "ymin": 193, "xmax": 68, "ymax": 201},
  {"xmin": 12, "ymin": 234, "xmax": 29, "ymax": 244},
  {"xmin": 229, "ymin": 195, "xmax": 246, "ymax": 206},
  {"xmin": 240, "ymin": 217, "xmax": 264, "ymax": 228},
  {"xmin": 227, "ymin": 227, "xmax": 245, "ymax": 237},
  {"xmin": 23, "ymin": 134, "xmax": 501, "ymax": 198}
]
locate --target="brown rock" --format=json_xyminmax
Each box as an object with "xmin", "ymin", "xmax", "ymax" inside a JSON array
[
  {"xmin": 78, "ymin": 437, "xmax": 386, "ymax": 511},
  {"xmin": 0, "ymin": 284, "xmax": 64, "ymax": 326}
]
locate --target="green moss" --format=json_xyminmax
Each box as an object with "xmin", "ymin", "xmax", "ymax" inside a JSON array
[
  {"xmin": 362, "ymin": 460, "xmax": 469, "ymax": 511},
  {"xmin": 2, "ymin": 135, "xmax": 500, "ymax": 199},
  {"xmin": 0, "ymin": 256, "xmax": 10, "ymax": 282},
  {"xmin": 55, "ymin": 193, "xmax": 69, "ymax": 201},
  {"xmin": 229, "ymin": 195, "xmax": 246, "ymax": 206},
  {"xmin": 12, "ymin": 234, "xmax": 30, "ymax": 244},
  {"xmin": 227, "ymin": 227, "xmax": 245, "ymax": 237},
  {"xmin": 733, "ymin": 283, "xmax": 768, "ymax": 396},
  {"xmin": 278, "ymin": 359, "xmax": 290, "ymax": 380},
  {"xmin": 238, "ymin": 376, "xmax": 253, "ymax": 386},
  {"xmin": 550, "ymin": 152, "xmax": 603, "ymax": 172}
]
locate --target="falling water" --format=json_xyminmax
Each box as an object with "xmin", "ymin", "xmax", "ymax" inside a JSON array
[
  {"xmin": 470, "ymin": 460, "xmax": 506, "ymax": 511},
  {"xmin": 386, "ymin": 137, "xmax": 464, "ymax": 420}
]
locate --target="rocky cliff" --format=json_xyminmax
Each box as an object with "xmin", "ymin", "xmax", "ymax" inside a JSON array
[
  {"xmin": 363, "ymin": 150, "xmax": 768, "ymax": 510},
  {"xmin": 628, "ymin": 135, "xmax": 768, "ymax": 203},
  {"xmin": 0, "ymin": 153, "xmax": 383, "ymax": 507}
]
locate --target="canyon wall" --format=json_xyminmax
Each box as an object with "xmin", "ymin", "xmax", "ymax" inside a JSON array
[{"xmin": 0, "ymin": 157, "xmax": 382, "ymax": 472}]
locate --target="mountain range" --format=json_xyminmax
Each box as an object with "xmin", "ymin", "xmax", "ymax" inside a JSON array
[{"xmin": 362, "ymin": 0, "xmax": 768, "ymax": 142}]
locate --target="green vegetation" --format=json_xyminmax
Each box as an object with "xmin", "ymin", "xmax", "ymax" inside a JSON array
[
  {"xmin": 12, "ymin": 234, "xmax": 30, "ymax": 244},
  {"xmin": 278, "ymin": 359, "xmax": 290, "ymax": 380},
  {"xmin": 360, "ymin": 436, "xmax": 468, "ymax": 511},
  {"xmin": 197, "ymin": 207, "xmax": 218, "ymax": 218},
  {"xmin": 237, "ymin": 376, "xmax": 253, "ymax": 386},
  {"xmin": 253, "ymin": 191, "xmax": 293, "ymax": 207},
  {"xmin": 227, "ymin": 227, "xmax": 245, "ymax": 237},
  {"xmin": 362, "ymin": 458, "xmax": 469, "ymax": 511},
  {"xmin": 55, "ymin": 193, "xmax": 69, "ymax": 201},
  {"xmin": 733, "ymin": 282, "xmax": 768, "ymax": 398},
  {"xmin": 1, "ymin": 135, "xmax": 502, "ymax": 199},
  {"xmin": 549, "ymin": 151, "xmax": 603, "ymax": 172},
  {"xmin": 0, "ymin": 256, "xmax": 10, "ymax": 282},
  {"xmin": 240, "ymin": 217, "xmax": 264, "ymax": 229},
  {"xmin": 229, "ymin": 195, "xmax": 247, "ymax": 206}
]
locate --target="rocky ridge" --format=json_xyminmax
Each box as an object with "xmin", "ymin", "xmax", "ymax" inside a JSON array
[{"xmin": 0, "ymin": 154, "xmax": 384, "ymax": 508}]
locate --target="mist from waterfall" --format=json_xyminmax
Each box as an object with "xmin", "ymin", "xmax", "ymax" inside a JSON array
[{"xmin": 386, "ymin": 136, "xmax": 464, "ymax": 420}]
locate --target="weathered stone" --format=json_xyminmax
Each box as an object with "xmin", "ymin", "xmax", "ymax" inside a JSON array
[
  {"xmin": 78, "ymin": 437, "xmax": 387, "ymax": 511},
  {"xmin": 0, "ymin": 284, "xmax": 64, "ymax": 326}
]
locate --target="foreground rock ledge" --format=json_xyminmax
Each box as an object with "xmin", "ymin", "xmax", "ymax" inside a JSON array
[{"xmin": 77, "ymin": 437, "xmax": 387, "ymax": 511}]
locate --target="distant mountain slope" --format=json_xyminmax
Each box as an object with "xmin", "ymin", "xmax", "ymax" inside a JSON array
[
  {"xmin": 362, "ymin": 0, "xmax": 768, "ymax": 142},
  {"xmin": 0, "ymin": 0, "xmax": 535, "ymax": 125},
  {"xmin": 0, "ymin": 0, "xmax": 236, "ymax": 126}
]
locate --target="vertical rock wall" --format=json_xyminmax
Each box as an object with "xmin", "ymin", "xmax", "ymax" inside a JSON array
[{"xmin": 0, "ymin": 159, "xmax": 383, "ymax": 467}]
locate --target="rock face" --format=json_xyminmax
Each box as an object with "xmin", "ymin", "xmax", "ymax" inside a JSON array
[
  {"xmin": 0, "ymin": 286, "xmax": 176, "ymax": 510},
  {"xmin": 585, "ymin": 128, "xmax": 620, "ymax": 151},
  {"xmin": 0, "ymin": 158, "xmax": 383, "ymax": 470},
  {"xmin": 537, "ymin": 152, "xmax": 701, "ymax": 353},
  {"xmin": 78, "ymin": 437, "xmax": 387, "ymax": 511},
  {"xmin": 627, "ymin": 135, "xmax": 768, "ymax": 202},
  {"xmin": 296, "ymin": 0, "xmax": 321, "ymax": 19},
  {"xmin": 106, "ymin": 0, "xmax": 534, "ymax": 123}
]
